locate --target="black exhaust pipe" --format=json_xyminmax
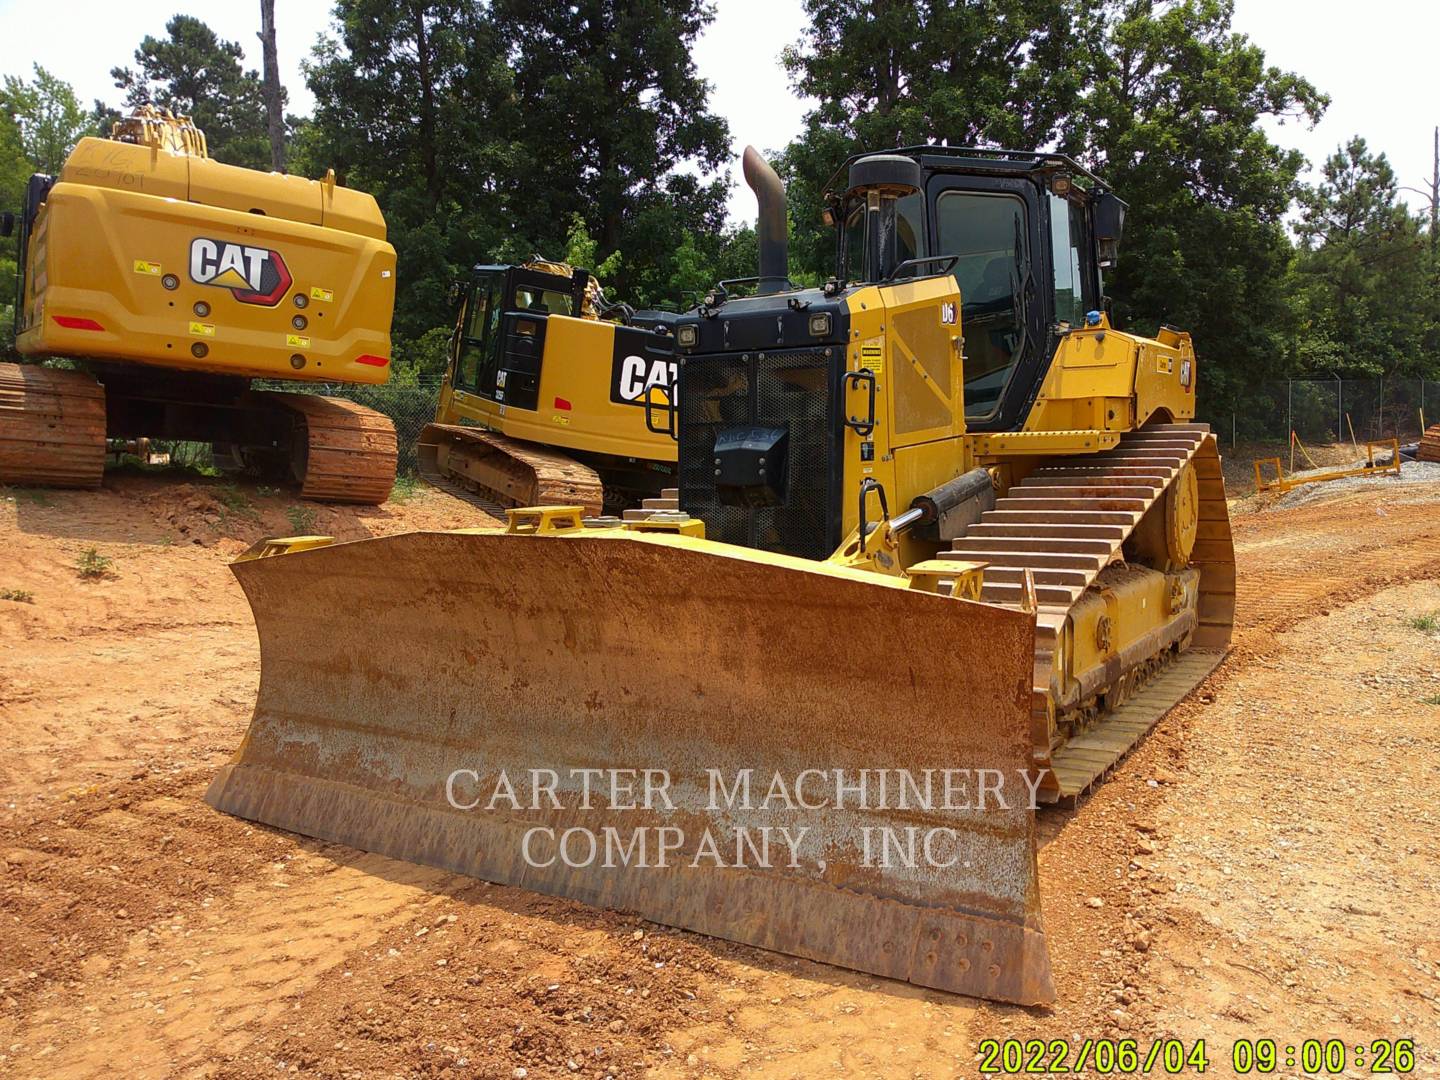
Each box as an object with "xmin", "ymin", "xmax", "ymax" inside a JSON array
[{"xmin": 742, "ymin": 145, "xmax": 788, "ymax": 294}]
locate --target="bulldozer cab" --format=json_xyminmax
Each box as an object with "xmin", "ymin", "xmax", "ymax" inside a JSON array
[
  {"xmin": 829, "ymin": 149, "xmax": 1127, "ymax": 433},
  {"xmin": 671, "ymin": 149, "xmax": 1139, "ymax": 562}
]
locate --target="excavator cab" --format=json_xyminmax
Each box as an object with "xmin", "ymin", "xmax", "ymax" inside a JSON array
[
  {"xmin": 419, "ymin": 262, "xmax": 679, "ymax": 513},
  {"xmin": 448, "ymin": 264, "xmax": 591, "ymax": 411}
]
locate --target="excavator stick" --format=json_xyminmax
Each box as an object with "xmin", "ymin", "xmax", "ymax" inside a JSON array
[{"xmin": 206, "ymin": 527, "xmax": 1056, "ymax": 1004}]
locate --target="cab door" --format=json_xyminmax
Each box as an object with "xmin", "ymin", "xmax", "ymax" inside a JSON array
[
  {"xmin": 495, "ymin": 268, "xmax": 578, "ymax": 411},
  {"xmin": 451, "ymin": 272, "xmax": 505, "ymax": 403},
  {"xmin": 925, "ymin": 172, "xmax": 1046, "ymax": 433}
]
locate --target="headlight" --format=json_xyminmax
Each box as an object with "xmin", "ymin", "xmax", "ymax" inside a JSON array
[
  {"xmin": 808, "ymin": 312, "xmax": 832, "ymax": 337},
  {"xmin": 676, "ymin": 324, "xmax": 699, "ymax": 348}
]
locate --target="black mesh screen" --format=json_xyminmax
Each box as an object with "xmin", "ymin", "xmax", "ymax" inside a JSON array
[{"xmin": 678, "ymin": 348, "xmax": 838, "ymax": 560}]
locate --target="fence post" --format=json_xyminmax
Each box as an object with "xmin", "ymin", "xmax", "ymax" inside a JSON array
[
  {"xmin": 1286, "ymin": 379, "xmax": 1292, "ymax": 441},
  {"xmin": 1336, "ymin": 377, "xmax": 1342, "ymax": 443}
]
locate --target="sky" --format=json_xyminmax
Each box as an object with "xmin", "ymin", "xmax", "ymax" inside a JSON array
[{"xmin": 1, "ymin": 0, "xmax": 1436, "ymax": 222}]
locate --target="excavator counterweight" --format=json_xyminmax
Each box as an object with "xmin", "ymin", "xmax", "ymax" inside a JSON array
[{"xmin": 1, "ymin": 106, "xmax": 399, "ymax": 502}]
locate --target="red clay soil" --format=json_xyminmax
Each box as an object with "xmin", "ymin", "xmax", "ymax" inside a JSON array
[{"xmin": 1, "ymin": 470, "xmax": 1437, "ymax": 1078}]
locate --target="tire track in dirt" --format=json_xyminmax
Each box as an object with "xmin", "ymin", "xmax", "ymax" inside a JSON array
[
  {"xmin": 1, "ymin": 774, "xmax": 464, "ymax": 1079},
  {"xmin": 969, "ymin": 482, "xmax": 1440, "ymax": 1066},
  {"xmin": 1231, "ymin": 490, "xmax": 1440, "ymax": 636}
]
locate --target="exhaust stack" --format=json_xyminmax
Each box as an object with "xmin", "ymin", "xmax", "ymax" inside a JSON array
[{"xmin": 742, "ymin": 145, "xmax": 788, "ymax": 294}]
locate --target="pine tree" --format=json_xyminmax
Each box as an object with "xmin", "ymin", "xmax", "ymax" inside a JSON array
[
  {"xmin": 109, "ymin": 16, "xmax": 273, "ymax": 168},
  {"xmin": 493, "ymin": 0, "xmax": 731, "ymax": 304}
]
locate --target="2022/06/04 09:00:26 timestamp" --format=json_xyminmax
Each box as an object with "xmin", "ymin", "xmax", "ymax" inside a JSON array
[{"xmin": 975, "ymin": 1037, "xmax": 1418, "ymax": 1074}]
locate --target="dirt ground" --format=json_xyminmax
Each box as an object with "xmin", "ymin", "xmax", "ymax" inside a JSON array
[{"xmin": 1, "ymin": 466, "xmax": 1437, "ymax": 1079}]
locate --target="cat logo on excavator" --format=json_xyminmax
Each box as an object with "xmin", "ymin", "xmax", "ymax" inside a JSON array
[
  {"xmin": 188, "ymin": 237, "xmax": 292, "ymax": 305},
  {"xmin": 611, "ymin": 350, "xmax": 677, "ymax": 407}
]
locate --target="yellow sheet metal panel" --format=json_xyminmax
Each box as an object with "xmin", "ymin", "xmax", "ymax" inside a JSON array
[
  {"xmin": 322, "ymin": 181, "xmax": 389, "ymax": 241},
  {"xmin": 57, "ymin": 136, "xmax": 190, "ymax": 201},
  {"xmin": 1131, "ymin": 333, "xmax": 1196, "ymax": 424},
  {"xmin": 877, "ymin": 276, "xmax": 964, "ymax": 448},
  {"xmin": 838, "ymin": 281, "xmax": 971, "ymax": 544},
  {"xmin": 188, "ymin": 155, "xmax": 324, "ymax": 227},
  {"xmin": 18, "ymin": 180, "xmax": 395, "ymax": 384},
  {"xmin": 1023, "ymin": 316, "xmax": 1195, "ymax": 433}
]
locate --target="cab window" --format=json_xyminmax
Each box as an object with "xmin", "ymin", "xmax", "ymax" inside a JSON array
[
  {"xmin": 934, "ymin": 190, "xmax": 1028, "ymax": 420},
  {"xmin": 513, "ymin": 285, "xmax": 574, "ymax": 316},
  {"xmin": 455, "ymin": 277, "xmax": 502, "ymax": 392},
  {"xmin": 1050, "ymin": 194, "xmax": 1089, "ymax": 328},
  {"xmin": 893, "ymin": 191, "xmax": 924, "ymax": 276},
  {"xmin": 842, "ymin": 192, "xmax": 923, "ymax": 282},
  {"xmin": 843, "ymin": 204, "xmax": 865, "ymax": 282}
]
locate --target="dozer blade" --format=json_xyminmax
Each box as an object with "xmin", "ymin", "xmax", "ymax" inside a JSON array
[{"xmin": 206, "ymin": 528, "xmax": 1055, "ymax": 1004}]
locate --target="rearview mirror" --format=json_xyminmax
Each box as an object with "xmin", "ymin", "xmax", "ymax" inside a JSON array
[
  {"xmin": 0, "ymin": 212, "xmax": 14, "ymax": 238},
  {"xmin": 1094, "ymin": 193, "xmax": 1126, "ymax": 269}
]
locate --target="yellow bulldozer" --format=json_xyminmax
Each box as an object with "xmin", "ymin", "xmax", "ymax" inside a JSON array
[
  {"xmin": 0, "ymin": 107, "xmax": 398, "ymax": 502},
  {"xmin": 206, "ymin": 146, "xmax": 1234, "ymax": 1005},
  {"xmin": 419, "ymin": 259, "xmax": 679, "ymax": 516}
]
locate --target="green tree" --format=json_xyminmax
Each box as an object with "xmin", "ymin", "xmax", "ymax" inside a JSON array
[
  {"xmin": 0, "ymin": 107, "xmax": 26, "ymax": 344},
  {"xmin": 1073, "ymin": 0, "xmax": 1327, "ymax": 414},
  {"xmin": 108, "ymin": 16, "xmax": 272, "ymax": 168},
  {"xmin": 1293, "ymin": 138, "xmax": 1433, "ymax": 378},
  {"xmin": 779, "ymin": 0, "xmax": 1093, "ymax": 275},
  {"xmin": 0, "ymin": 101, "xmax": 29, "ymax": 207},
  {"xmin": 492, "ymin": 0, "xmax": 732, "ymax": 305},
  {"xmin": 305, "ymin": 0, "xmax": 519, "ymax": 338},
  {"xmin": 2, "ymin": 65, "xmax": 92, "ymax": 174}
]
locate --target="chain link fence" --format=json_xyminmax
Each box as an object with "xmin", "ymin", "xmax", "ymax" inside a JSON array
[
  {"xmin": 255, "ymin": 376, "xmax": 443, "ymax": 476},
  {"xmin": 1209, "ymin": 378, "xmax": 1440, "ymax": 448},
  {"xmin": 248, "ymin": 374, "xmax": 1440, "ymax": 472}
]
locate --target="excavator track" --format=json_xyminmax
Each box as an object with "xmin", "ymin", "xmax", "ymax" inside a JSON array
[
  {"xmin": 250, "ymin": 391, "xmax": 397, "ymax": 505},
  {"xmin": 418, "ymin": 423, "xmax": 605, "ymax": 517},
  {"xmin": 945, "ymin": 423, "xmax": 1235, "ymax": 802},
  {"xmin": 0, "ymin": 362, "xmax": 107, "ymax": 489}
]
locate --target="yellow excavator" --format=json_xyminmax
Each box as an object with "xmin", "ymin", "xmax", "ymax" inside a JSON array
[
  {"xmin": 419, "ymin": 259, "xmax": 679, "ymax": 516},
  {"xmin": 207, "ymin": 146, "xmax": 1234, "ymax": 1005},
  {"xmin": 0, "ymin": 107, "xmax": 398, "ymax": 502}
]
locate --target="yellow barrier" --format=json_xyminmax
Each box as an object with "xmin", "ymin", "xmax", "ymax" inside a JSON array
[{"xmin": 1255, "ymin": 436, "xmax": 1402, "ymax": 494}]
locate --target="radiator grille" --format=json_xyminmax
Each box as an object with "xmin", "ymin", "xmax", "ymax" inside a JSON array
[{"xmin": 678, "ymin": 348, "xmax": 838, "ymax": 560}]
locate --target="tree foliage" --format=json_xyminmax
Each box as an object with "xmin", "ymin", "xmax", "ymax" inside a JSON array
[
  {"xmin": 2, "ymin": 67, "xmax": 92, "ymax": 343},
  {"xmin": 490, "ymin": 0, "xmax": 731, "ymax": 304},
  {"xmin": 303, "ymin": 0, "xmax": 733, "ymax": 333},
  {"xmin": 1074, "ymin": 0, "xmax": 1327, "ymax": 411},
  {"xmin": 1293, "ymin": 139, "xmax": 1433, "ymax": 378},
  {"xmin": 109, "ymin": 15, "xmax": 274, "ymax": 168},
  {"xmin": 303, "ymin": 0, "xmax": 521, "ymax": 338},
  {"xmin": 3, "ymin": 65, "xmax": 92, "ymax": 175},
  {"xmin": 0, "ymin": 106, "xmax": 25, "ymax": 343}
]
